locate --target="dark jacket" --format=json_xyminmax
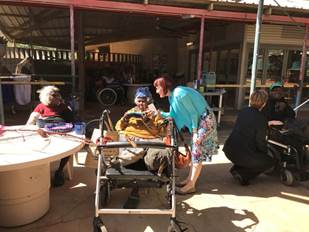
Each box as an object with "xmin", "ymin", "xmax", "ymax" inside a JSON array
[
  {"xmin": 262, "ymin": 97, "xmax": 295, "ymax": 122},
  {"xmin": 223, "ymin": 107, "xmax": 268, "ymax": 165}
]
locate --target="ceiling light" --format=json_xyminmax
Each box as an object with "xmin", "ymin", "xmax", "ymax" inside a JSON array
[
  {"xmin": 182, "ymin": 14, "xmax": 195, "ymax": 19},
  {"xmin": 186, "ymin": 42, "xmax": 193, "ymax": 47}
]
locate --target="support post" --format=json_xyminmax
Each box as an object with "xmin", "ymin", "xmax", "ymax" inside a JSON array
[
  {"xmin": 70, "ymin": 5, "xmax": 76, "ymax": 101},
  {"xmin": 295, "ymin": 24, "xmax": 308, "ymax": 112},
  {"xmin": 77, "ymin": 10, "xmax": 85, "ymax": 112},
  {"xmin": 197, "ymin": 16, "xmax": 205, "ymax": 80},
  {"xmin": 0, "ymin": 75, "xmax": 4, "ymax": 124},
  {"xmin": 250, "ymin": 0, "xmax": 264, "ymax": 97}
]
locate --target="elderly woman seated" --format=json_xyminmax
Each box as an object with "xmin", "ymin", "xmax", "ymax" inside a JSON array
[
  {"xmin": 115, "ymin": 87, "xmax": 170, "ymax": 208},
  {"xmin": 26, "ymin": 85, "xmax": 74, "ymax": 187}
]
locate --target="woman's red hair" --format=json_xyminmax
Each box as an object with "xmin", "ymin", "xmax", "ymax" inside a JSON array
[{"xmin": 153, "ymin": 76, "xmax": 173, "ymax": 95}]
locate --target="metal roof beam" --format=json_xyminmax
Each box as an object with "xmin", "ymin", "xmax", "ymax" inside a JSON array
[
  {"xmin": 13, "ymin": 9, "xmax": 67, "ymax": 37},
  {"xmin": 28, "ymin": 8, "xmax": 51, "ymax": 45},
  {"xmin": 0, "ymin": 13, "xmax": 28, "ymax": 17},
  {"xmin": 14, "ymin": 8, "xmax": 66, "ymax": 30},
  {"xmin": 0, "ymin": 20, "xmax": 12, "ymax": 40},
  {"xmin": 2, "ymin": 0, "xmax": 309, "ymax": 24}
]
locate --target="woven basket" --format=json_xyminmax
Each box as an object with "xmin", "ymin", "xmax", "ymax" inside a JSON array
[{"xmin": 102, "ymin": 130, "xmax": 119, "ymax": 156}]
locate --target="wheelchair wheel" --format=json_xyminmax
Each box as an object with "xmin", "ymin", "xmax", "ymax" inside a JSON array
[
  {"xmin": 280, "ymin": 169, "xmax": 295, "ymax": 186},
  {"xmin": 97, "ymin": 88, "xmax": 117, "ymax": 106},
  {"xmin": 166, "ymin": 184, "xmax": 172, "ymax": 208},
  {"xmin": 114, "ymin": 86, "xmax": 126, "ymax": 105},
  {"xmin": 86, "ymin": 119, "xmax": 100, "ymax": 139}
]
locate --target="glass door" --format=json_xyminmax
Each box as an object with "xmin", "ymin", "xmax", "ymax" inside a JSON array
[{"xmin": 265, "ymin": 49, "xmax": 284, "ymax": 84}]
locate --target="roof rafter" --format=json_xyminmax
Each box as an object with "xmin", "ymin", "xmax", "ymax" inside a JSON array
[
  {"xmin": 2, "ymin": 0, "xmax": 309, "ymax": 24},
  {"xmin": 27, "ymin": 7, "xmax": 51, "ymax": 45},
  {"xmin": 13, "ymin": 9, "xmax": 67, "ymax": 37}
]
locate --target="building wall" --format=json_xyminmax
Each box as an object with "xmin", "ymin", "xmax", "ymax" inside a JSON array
[
  {"xmin": 176, "ymin": 36, "xmax": 195, "ymax": 81},
  {"xmin": 208, "ymin": 22, "xmax": 244, "ymax": 47},
  {"xmin": 109, "ymin": 38, "xmax": 178, "ymax": 74},
  {"xmin": 246, "ymin": 24, "xmax": 305, "ymax": 46},
  {"xmin": 237, "ymin": 23, "xmax": 306, "ymax": 109}
]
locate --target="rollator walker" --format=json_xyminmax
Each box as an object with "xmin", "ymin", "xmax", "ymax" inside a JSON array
[{"xmin": 92, "ymin": 110, "xmax": 185, "ymax": 232}]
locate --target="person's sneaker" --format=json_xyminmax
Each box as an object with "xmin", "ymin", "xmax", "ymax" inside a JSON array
[
  {"xmin": 53, "ymin": 170, "xmax": 65, "ymax": 187},
  {"xmin": 230, "ymin": 169, "xmax": 250, "ymax": 186}
]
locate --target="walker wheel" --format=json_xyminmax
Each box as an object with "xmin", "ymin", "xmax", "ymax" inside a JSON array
[
  {"xmin": 167, "ymin": 224, "xmax": 181, "ymax": 232},
  {"xmin": 166, "ymin": 184, "xmax": 172, "ymax": 208},
  {"xmin": 280, "ymin": 169, "xmax": 295, "ymax": 186},
  {"xmin": 167, "ymin": 219, "xmax": 182, "ymax": 232},
  {"xmin": 93, "ymin": 217, "xmax": 108, "ymax": 232},
  {"xmin": 100, "ymin": 181, "xmax": 110, "ymax": 208}
]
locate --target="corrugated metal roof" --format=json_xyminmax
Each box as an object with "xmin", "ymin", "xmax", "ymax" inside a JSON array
[
  {"xmin": 0, "ymin": 1, "xmax": 309, "ymax": 49},
  {"xmin": 220, "ymin": 0, "xmax": 309, "ymax": 10}
]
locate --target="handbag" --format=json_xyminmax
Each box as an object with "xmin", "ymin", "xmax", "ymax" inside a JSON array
[
  {"xmin": 164, "ymin": 121, "xmax": 191, "ymax": 169},
  {"xmin": 175, "ymin": 143, "xmax": 191, "ymax": 169}
]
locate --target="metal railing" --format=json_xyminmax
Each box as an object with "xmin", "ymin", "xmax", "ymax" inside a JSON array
[{"xmin": 2, "ymin": 47, "xmax": 142, "ymax": 64}]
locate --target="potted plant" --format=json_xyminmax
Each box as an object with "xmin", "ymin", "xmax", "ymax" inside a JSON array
[{"xmin": 0, "ymin": 36, "xmax": 8, "ymax": 58}]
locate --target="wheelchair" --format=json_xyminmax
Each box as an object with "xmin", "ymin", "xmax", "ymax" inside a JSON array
[
  {"xmin": 267, "ymin": 123, "xmax": 309, "ymax": 186},
  {"xmin": 91, "ymin": 110, "xmax": 184, "ymax": 232},
  {"xmin": 96, "ymin": 83, "xmax": 125, "ymax": 107}
]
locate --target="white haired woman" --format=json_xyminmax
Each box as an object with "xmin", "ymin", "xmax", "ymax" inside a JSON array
[
  {"xmin": 27, "ymin": 85, "xmax": 73, "ymax": 125},
  {"xmin": 26, "ymin": 85, "xmax": 74, "ymax": 187}
]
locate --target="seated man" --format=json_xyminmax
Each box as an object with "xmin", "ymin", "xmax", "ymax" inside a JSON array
[
  {"xmin": 262, "ymin": 81, "xmax": 295, "ymax": 125},
  {"xmin": 115, "ymin": 87, "xmax": 170, "ymax": 208},
  {"xmin": 26, "ymin": 85, "xmax": 74, "ymax": 187},
  {"xmin": 262, "ymin": 81, "xmax": 308, "ymax": 170}
]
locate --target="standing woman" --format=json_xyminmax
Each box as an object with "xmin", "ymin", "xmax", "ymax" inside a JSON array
[{"xmin": 153, "ymin": 76, "xmax": 218, "ymax": 195}]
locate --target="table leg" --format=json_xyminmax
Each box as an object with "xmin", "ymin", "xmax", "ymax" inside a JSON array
[
  {"xmin": 0, "ymin": 163, "xmax": 50, "ymax": 227},
  {"xmin": 0, "ymin": 83, "xmax": 4, "ymax": 124},
  {"xmin": 66, "ymin": 155, "xmax": 74, "ymax": 180},
  {"xmin": 217, "ymin": 94, "xmax": 224, "ymax": 126}
]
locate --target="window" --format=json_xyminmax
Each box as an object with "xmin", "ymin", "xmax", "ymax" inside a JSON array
[
  {"xmin": 247, "ymin": 48, "xmax": 264, "ymax": 85},
  {"xmin": 266, "ymin": 49, "xmax": 283, "ymax": 82},
  {"xmin": 286, "ymin": 50, "xmax": 309, "ymax": 84}
]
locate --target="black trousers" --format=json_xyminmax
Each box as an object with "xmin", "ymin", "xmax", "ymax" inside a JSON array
[{"xmin": 227, "ymin": 152, "xmax": 275, "ymax": 181}]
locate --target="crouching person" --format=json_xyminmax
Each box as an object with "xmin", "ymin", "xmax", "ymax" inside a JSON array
[{"xmin": 223, "ymin": 90, "xmax": 275, "ymax": 186}]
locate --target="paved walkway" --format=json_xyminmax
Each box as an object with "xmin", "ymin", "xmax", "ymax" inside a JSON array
[{"xmin": 1, "ymin": 147, "xmax": 308, "ymax": 232}]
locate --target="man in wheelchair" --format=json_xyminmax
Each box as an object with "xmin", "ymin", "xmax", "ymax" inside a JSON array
[
  {"xmin": 262, "ymin": 81, "xmax": 295, "ymax": 125},
  {"xmin": 114, "ymin": 87, "xmax": 171, "ymax": 208},
  {"xmin": 262, "ymin": 81, "xmax": 308, "ymax": 145},
  {"xmin": 262, "ymin": 81, "xmax": 309, "ymax": 182}
]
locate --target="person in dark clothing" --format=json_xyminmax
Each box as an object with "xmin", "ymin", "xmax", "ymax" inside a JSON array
[
  {"xmin": 223, "ymin": 90, "xmax": 275, "ymax": 185},
  {"xmin": 263, "ymin": 82, "xmax": 308, "ymax": 168},
  {"xmin": 262, "ymin": 81, "xmax": 295, "ymax": 125}
]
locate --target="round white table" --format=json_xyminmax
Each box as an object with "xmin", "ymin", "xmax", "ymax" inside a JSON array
[
  {"xmin": 122, "ymin": 83, "xmax": 152, "ymax": 104},
  {"xmin": 0, "ymin": 125, "xmax": 84, "ymax": 227}
]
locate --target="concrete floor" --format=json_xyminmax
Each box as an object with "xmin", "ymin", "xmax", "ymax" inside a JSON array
[{"xmin": 1, "ymin": 103, "xmax": 309, "ymax": 232}]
